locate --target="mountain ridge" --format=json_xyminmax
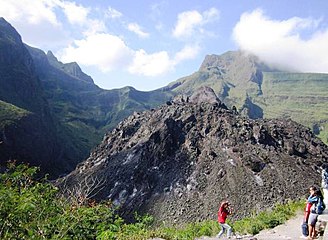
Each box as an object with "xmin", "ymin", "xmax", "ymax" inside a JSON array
[{"xmin": 0, "ymin": 17, "xmax": 173, "ymax": 177}]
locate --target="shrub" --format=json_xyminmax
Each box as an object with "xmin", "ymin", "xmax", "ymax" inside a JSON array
[{"xmin": 0, "ymin": 162, "xmax": 122, "ymax": 240}]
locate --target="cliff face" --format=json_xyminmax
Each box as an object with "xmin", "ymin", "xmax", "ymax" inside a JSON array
[
  {"xmin": 0, "ymin": 18, "xmax": 173, "ymax": 177},
  {"xmin": 59, "ymin": 87, "xmax": 328, "ymax": 225},
  {"xmin": 0, "ymin": 18, "xmax": 63, "ymax": 176},
  {"xmin": 0, "ymin": 18, "xmax": 48, "ymax": 113}
]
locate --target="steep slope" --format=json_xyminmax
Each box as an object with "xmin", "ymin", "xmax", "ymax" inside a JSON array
[
  {"xmin": 58, "ymin": 87, "xmax": 328, "ymax": 225},
  {"xmin": 27, "ymin": 45, "xmax": 174, "ymax": 167},
  {"xmin": 0, "ymin": 17, "xmax": 173, "ymax": 177},
  {"xmin": 0, "ymin": 18, "xmax": 63, "ymax": 175},
  {"xmin": 164, "ymin": 51, "xmax": 328, "ymax": 144}
]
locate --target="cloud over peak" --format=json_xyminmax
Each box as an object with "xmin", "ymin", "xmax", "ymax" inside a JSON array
[{"xmin": 233, "ymin": 9, "xmax": 328, "ymax": 73}]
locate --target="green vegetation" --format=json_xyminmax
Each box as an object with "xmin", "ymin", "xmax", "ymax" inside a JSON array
[
  {"xmin": 0, "ymin": 100, "xmax": 30, "ymax": 129},
  {"xmin": 256, "ymin": 72, "xmax": 328, "ymax": 144},
  {"xmin": 0, "ymin": 163, "xmax": 304, "ymax": 239},
  {"xmin": 232, "ymin": 201, "xmax": 304, "ymax": 235},
  {"xmin": 0, "ymin": 162, "xmax": 122, "ymax": 240}
]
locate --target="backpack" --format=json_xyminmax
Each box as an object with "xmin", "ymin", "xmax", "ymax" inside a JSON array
[
  {"xmin": 313, "ymin": 197, "xmax": 326, "ymax": 214},
  {"xmin": 301, "ymin": 222, "xmax": 308, "ymax": 237}
]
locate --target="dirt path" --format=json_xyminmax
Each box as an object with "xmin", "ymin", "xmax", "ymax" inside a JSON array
[
  {"xmin": 152, "ymin": 211, "xmax": 325, "ymax": 240},
  {"xmin": 195, "ymin": 211, "xmax": 310, "ymax": 240},
  {"xmin": 251, "ymin": 212, "xmax": 306, "ymax": 240}
]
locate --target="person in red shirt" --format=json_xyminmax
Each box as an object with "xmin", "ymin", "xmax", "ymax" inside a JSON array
[{"xmin": 216, "ymin": 200, "xmax": 233, "ymax": 239}]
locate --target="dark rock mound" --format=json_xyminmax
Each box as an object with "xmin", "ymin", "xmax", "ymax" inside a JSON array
[{"xmin": 58, "ymin": 87, "xmax": 328, "ymax": 225}]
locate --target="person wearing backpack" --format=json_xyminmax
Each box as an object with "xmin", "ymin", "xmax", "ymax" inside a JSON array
[
  {"xmin": 321, "ymin": 163, "xmax": 328, "ymax": 207},
  {"xmin": 307, "ymin": 185, "xmax": 324, "ymax": 239},
  {"xmin": 216, "ymin": 200, "xmax": 233, "ymax": 239}
]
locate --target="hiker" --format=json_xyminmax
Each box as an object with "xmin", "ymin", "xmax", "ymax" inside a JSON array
[
  {"xmin": 307, "ymin": 185, "xmax": 324, "ymax": 239},
  {"xmin": 216, "ymin": 200, "xmax": 233, "ymax": 239},
  {"xmin": 322, "ymin": 163, "xmax": 328, "ymax": 207}
]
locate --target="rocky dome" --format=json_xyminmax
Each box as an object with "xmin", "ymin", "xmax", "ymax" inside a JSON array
[{"xmin": 58, "ymin": 87, "xmax": 328, "ymax": 225}]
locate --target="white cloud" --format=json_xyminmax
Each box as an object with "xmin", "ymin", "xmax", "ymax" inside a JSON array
[
  {"xmin": 173, "ymin": 8, "xmax": 219, "ymax": 39},
  {"xmin": 127, "ymin": 23, "xmax": 149, "ymax": 38},
  {"xmin": 128, "ymin": 44, "xmax": 200, "ymax": 77},
  {"xmin": 59, "ymin": 32, "xmax": 200, "ymax": 77},
  {"xmin": 203, "ymin": 7, "xmax": 220, "ymax": 22},
  {"xmin": 55, "ymin": 1, "xmax": 107, "ymax": 36},
  {"xmin": 0, "ymin": 0, "xmax": 108, "ymax": 47},
  {"xmin": 59, "ymin": 33, "xmax": 133, "ymax": 72},
  {"xmin": 106, "ymin": 6, "xmax": 122, "ymax": 19},
  {"xmin": 82, "ymin": 19, "xmax": 107, "ymax": 36},
  {"xmin": 128, "ymin": 50, "xmax": 172, "ymax": 76},
  {"xmin": 174, "ymin": 45, "xmax": 200, "ymax": 63},
  {"xmin": 233, "ymin": 9, "xmax": 328, "ymax": 73},
  {"xmin": 173, "ymin": 10, "xmax": 202, "ymax": 38},
  {"xmin": 0, "ymin": 0, "xmax": 70, "ymax": 48},
  {"xmin": 0, "ymin": 0, "xmax": 59, "ymax": 26},
  {"xmin": 57, "ymin": 0, "xmax": 90, "ymax": 25}
]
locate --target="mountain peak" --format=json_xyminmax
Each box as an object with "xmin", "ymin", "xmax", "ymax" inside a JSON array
[
  {"xmin": 0, "ymin": 17, "xmax": 23, "ymax": 48},
  {"xmin": 46, "ymin": 50, "xmax": 58, "ymax": 62},
  {"xmin": 45, "ymin": 51, "xmax": 94, "ymax": 84},
  {"xmin": 200, "ymin": 51, "xmax": 255, "ymax": 71}
]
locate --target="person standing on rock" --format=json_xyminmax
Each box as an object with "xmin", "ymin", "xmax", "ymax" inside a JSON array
[
  {"xmin": 321, "ymin": 163, "xmax": 328, "ymax": 207},
  {"xmin": 216, "ymin": 200, "xmax": 233, "ymax": 239}
]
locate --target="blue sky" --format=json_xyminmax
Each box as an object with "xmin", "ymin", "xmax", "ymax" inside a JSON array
[{"xmin": 1, "ymin": 0, "xmax": 328, "ymax": 91}]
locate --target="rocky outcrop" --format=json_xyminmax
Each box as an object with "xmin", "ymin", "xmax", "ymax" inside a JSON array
[{"xmin": 59, "ymin": 87, "xmax": 328, "ymax": 225}]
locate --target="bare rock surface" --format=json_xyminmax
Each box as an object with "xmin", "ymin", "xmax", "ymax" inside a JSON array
[{"xmin": 58, "ymin": 87, "xmax": 328, "ymax": 226}]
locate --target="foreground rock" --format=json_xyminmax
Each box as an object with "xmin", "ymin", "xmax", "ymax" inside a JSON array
[{"xmin": 58, "ymin": 87, "xmax": 328, "ymax": 225}]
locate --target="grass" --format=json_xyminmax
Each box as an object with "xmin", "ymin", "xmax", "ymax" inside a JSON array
[
  {"xmin": 232, "ymin": 200, "xmax": 304, "ymax": 235},
  {"xmin": 0, "ymin": 100, "xmax": 30, "ymax": 128},
  {"xmin": 111, "ymin": 200, "xmax": 304, "ymax": 240},
  {"xmin": 252, "ymin": 72, "xmax": 328, "ymax": 145}
]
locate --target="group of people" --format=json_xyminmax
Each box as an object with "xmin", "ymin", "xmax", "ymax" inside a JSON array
[
  {"xmin": 302, "ymin": 164, "xmax": 328, "ymax": 239},
  {"xmin": 216, "ymin": 164, "xmax": 328, "ymax": 239}
]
